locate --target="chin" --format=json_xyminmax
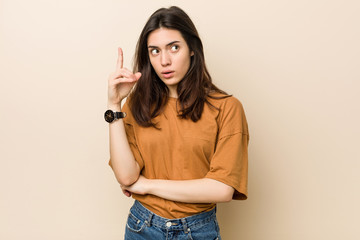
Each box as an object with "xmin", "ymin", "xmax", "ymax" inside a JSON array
[{"xmin": 162, "ymin": 78, "xmax": 181, "ymax": 87}]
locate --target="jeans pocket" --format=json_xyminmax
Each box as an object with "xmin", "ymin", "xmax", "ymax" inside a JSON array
[{"xmin": 126, "ymin": 211, "xmax": 147, "ymax": 233}]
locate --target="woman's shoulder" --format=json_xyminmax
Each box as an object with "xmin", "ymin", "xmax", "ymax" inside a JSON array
[
  {"xmin": 207, "ymin": 92, "xmax": 244, "ymax": 110},
  {"xmin": 207, "ymin": 92, "xmax": 249, "ymax": 134}
]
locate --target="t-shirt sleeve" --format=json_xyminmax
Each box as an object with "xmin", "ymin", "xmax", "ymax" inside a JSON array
[
  {"xmin": 108, "ymin": 100, "xmax": 145, "ymax": 170},
  {"xmin": 205, "ymin": 97, "xmax": 249, "ymax": 200}
]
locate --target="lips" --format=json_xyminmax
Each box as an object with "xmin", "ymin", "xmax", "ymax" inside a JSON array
[{"xmin": 161, "ymin": 70, "xmax": 175, "ymax": 79}]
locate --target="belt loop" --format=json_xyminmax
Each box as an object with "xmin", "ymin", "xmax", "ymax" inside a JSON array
[
  {"xmin": 145, "ymin": 212, "xmax": 153, "ymax": 227},
  {"xmin": 181, "ymin": 218, "xmax": 189, "ymax": 233}
]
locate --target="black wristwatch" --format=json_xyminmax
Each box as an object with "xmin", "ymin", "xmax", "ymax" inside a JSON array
[{"xmin": 104, "ymin": 110, "xmax": 126, "ymax": 123}]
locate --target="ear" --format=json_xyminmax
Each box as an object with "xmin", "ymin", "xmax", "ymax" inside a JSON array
[{"xmin": 190, "ymin": 51, "xmax": 194, "ymax": 56}]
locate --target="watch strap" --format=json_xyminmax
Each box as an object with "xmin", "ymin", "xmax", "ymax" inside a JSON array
[{"xmin": 115, "ymin": 111, "xmax": 127, "ymax": 119}]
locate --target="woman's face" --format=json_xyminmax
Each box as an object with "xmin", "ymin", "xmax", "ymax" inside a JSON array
[{"xmin": 147, "ymin": 28, "xmax": 193, "ymax": 98}]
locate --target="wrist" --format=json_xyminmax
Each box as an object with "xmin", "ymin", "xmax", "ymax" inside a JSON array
[
  {"xmin": 107, "ymin": 103, "xmax": 121, "ymax": 111},
  {"xmin": 146, "ymin": 179, "xmax": 157, "ymax": 195}
]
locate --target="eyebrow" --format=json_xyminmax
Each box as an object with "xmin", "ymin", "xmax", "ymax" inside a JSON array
[{"xmin": 148, "ymin": 40, "xmax": 180, "ymax": 49}]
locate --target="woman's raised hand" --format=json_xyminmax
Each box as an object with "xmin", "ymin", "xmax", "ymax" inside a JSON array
[{"xmin": 107, "ymin": 47, "xmax": 141, "ymax": 109}]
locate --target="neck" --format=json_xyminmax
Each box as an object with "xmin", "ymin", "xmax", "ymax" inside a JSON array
[{"xmin": 167, "ymin": 85, "xmax": 178, "ymax": 98}]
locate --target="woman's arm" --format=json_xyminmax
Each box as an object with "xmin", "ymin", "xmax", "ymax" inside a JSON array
[
  {"xmin": 108, "ymin": 108, "xmax": 140, "ymax": 186},
  {"xmin": 107, "ymin": 47, "xmax": 142, "ymax": 186},
  {"xmin": 123, "ymin": 176, "xmax": 234, "ymax": 203}
]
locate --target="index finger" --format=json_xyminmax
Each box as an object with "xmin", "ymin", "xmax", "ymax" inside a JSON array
[{"xmin": 116, "ymin": 47, "xmax": 123, "ymax": 70}]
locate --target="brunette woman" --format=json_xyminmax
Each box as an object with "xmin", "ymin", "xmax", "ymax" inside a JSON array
[{"xmin": 106, "ymin": 6, "xmax": 249, "ymax": 240}]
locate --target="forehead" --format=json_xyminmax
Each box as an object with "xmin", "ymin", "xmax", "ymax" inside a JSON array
[{"xmin": 147, "ymin": 28, "xmax": 185, "ymax": 46}]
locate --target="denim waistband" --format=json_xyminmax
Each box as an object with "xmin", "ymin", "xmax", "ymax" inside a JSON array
[{"xmin": 130, "ymin": 200, "xmax": 217, "ymax": 233}]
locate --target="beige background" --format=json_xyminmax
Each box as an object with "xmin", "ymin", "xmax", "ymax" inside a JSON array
[{"xmin": 1, "ymin": 0, "xmax": 359, "ymax": 239}]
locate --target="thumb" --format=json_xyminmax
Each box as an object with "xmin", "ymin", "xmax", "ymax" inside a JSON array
[{"xmin": 134, "ymin": 72, "xmax": 142, "ymax": 81}]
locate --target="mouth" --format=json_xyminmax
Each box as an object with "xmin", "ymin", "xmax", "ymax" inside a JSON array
[{"xmin": 161, "ymin": 70, "xmax": 175, "ymax": 79}]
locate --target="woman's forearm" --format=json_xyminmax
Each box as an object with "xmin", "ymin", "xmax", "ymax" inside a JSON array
[
  {"xmin": 149, "ymin": 178, "xmax": 234, "ymax": 203},
  {"xmin": 125, "ymin": 176, "xmax": 234, "ymax": 203},
  {"xmin": 108, "ymin": 103, "xmax": 140, "ymax": 186}
]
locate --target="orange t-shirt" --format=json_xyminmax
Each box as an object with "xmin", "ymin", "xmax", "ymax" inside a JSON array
[{"xmin": 109, "ymin": 94, "xmax": 249, "ymax": 219}]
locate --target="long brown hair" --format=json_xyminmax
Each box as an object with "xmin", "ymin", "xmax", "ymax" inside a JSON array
[{"xmin": 129, "ymin": 6, "xmax": 229, "ymax": 127}]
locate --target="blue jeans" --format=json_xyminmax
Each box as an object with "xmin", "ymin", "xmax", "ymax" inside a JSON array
[{"xmin": 124, "ymin": 200, "xmax": 221, "ymax": 240}]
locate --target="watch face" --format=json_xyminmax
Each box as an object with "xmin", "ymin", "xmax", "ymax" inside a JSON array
[{"xmin": 104, "ymin": 110, "xmax": 114, "ymax": 123}]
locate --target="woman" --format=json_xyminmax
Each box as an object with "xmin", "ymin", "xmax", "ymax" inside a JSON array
[{"xmin": 106, "ymin": 6, "xmax": 249, "ymax": 240}]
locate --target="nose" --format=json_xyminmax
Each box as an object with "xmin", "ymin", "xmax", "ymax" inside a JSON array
[{"xmin": 160, "ymin": 51, "xmax": 171, "ymax": 66}]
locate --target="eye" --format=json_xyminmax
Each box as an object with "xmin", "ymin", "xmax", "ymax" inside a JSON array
[
  {"xmin": 150, "ymin": 49, "xmax": 159, "ymax": 55},
  {"xmin": 171, "ymin": 45, "xmax": 179, "ymax": 52}
]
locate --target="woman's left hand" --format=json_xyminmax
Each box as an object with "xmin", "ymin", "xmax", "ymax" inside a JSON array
[{"xmin": 122, "ymin": 175, "xmax": 149, "ymax": 196}]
